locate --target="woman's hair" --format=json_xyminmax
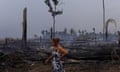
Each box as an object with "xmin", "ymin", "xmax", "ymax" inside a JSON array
[{"xmin": 51, "ymin": 38, "xmax": 60, "ymax": 44}]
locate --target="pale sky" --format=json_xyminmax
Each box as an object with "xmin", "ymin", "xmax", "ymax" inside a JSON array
[{"xmin": 0, "ymin": 0, "xmax": 120, "ymax": 38}]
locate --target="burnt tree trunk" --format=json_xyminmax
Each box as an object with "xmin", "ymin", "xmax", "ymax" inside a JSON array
[
  {"xmin": 22, "ymin": 8, "xmax": 27, "ymax": 49},
  {"xmin": 118, "ymin": 31, "xmax": 120, "ymax": 46}
]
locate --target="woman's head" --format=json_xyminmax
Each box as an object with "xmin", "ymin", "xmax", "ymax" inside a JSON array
[{"xmin": 51, "ymin": 38, "xmax": 60, "ymax": 46}]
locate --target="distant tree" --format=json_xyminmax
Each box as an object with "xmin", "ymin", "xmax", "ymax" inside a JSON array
[
  {"xmin": 70, "ymin": 28, "xmax": 76, "ymax": 35},
  {"xmin": 92, "ymin": 27, "xmax": 96, "ymax": 40},
  {"xmin": 44, "ymin": 0, "xmax": 63, "ymax": 38},
  {"xmin": 41, "ymin": 30, "xmax": 45, "ymax": 36},
  {"xmin": 64, "ymin": 28, "xmax": 67, "ymax": 34},
  {"xmin": 93, "ymin": 27, "xmax": 95, "ymax": 33},
  {"xmin": 78, "ymin": 30, "xmax": 81, "ymax": 35},
  {"xmin": 70, "ymin": 28, "xmax": 73, "ymax": 35},
  {"xmin": 81, "ymin": 30, "xmax": 85, "ymax": 35}
]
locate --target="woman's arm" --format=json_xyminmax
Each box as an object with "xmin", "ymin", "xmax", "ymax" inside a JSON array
[
  {"xmin": 58, "ymin": 45, "xmax": 69, "ymax": 60},
  {"xmin": 45, "ymin": 55, "xmax": 53, "ymax": 64}
]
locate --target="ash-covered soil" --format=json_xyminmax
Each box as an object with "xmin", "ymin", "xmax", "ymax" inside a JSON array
[{"xmin": 1, "ymin": 60, "xmax": 120, "ymax": 72}]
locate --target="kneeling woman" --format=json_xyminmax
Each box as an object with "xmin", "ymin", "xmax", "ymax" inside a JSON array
[{"xmin": 45, "ymin": 38, "xmax": 68, "ymax": 72}]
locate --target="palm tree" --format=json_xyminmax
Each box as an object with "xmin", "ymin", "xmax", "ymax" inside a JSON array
[
  {"xmin": 93, "ymin": 27, "xmax": 95, "ymax": 33},
  {"xmin": 64, "ymin": 28, "xmax": 67, "ymax": 34},
  {"xmin": 44, "ymin": 0, "xmax": 63, "ymax": 38},
  {"xmin": 70, "ymin": 28, "xmax": 74, "ymax": 35},
  {"xmin": 81, "ymin": 30, "xmax": 85, "ymax": 35},
  {"xmin": 41, "ymin": 30, "xmax": 45, "ymax": 36},
  {"xmin": 78, "ymin": 30, "xmax": 81, "ymax": 35}
]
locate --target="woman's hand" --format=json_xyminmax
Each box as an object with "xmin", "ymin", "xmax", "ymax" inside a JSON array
[{"xmin": 44, "ymin": 59, "xmax": 49, "ymax": 65}]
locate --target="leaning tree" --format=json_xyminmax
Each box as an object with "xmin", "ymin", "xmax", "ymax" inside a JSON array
[
  {"xmin": 105, "ymin": 18, "xmax": 116, "ymax": 40},
  {"xmin": 44, "ymin": 0, "xmax": 63, "ymax": 38}
]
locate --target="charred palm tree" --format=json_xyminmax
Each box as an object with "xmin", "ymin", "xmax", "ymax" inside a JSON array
[
  {"xmin": 22, "ymin": 7, "xmax": 27, "ymax": 49},
  {"xmin": 44, "ymin": 0, "xmax": 63, "ymax": 38}
]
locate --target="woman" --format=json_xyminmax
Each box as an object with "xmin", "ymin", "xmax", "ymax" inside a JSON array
[{"xmin": 45, "ymin": 38, "xmax": 68, "ymax": 72}]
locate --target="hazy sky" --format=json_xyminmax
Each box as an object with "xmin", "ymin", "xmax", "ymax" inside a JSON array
[{"xmin": 0, "ymin": 0, "xmax": 120, "ymax": 38}]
